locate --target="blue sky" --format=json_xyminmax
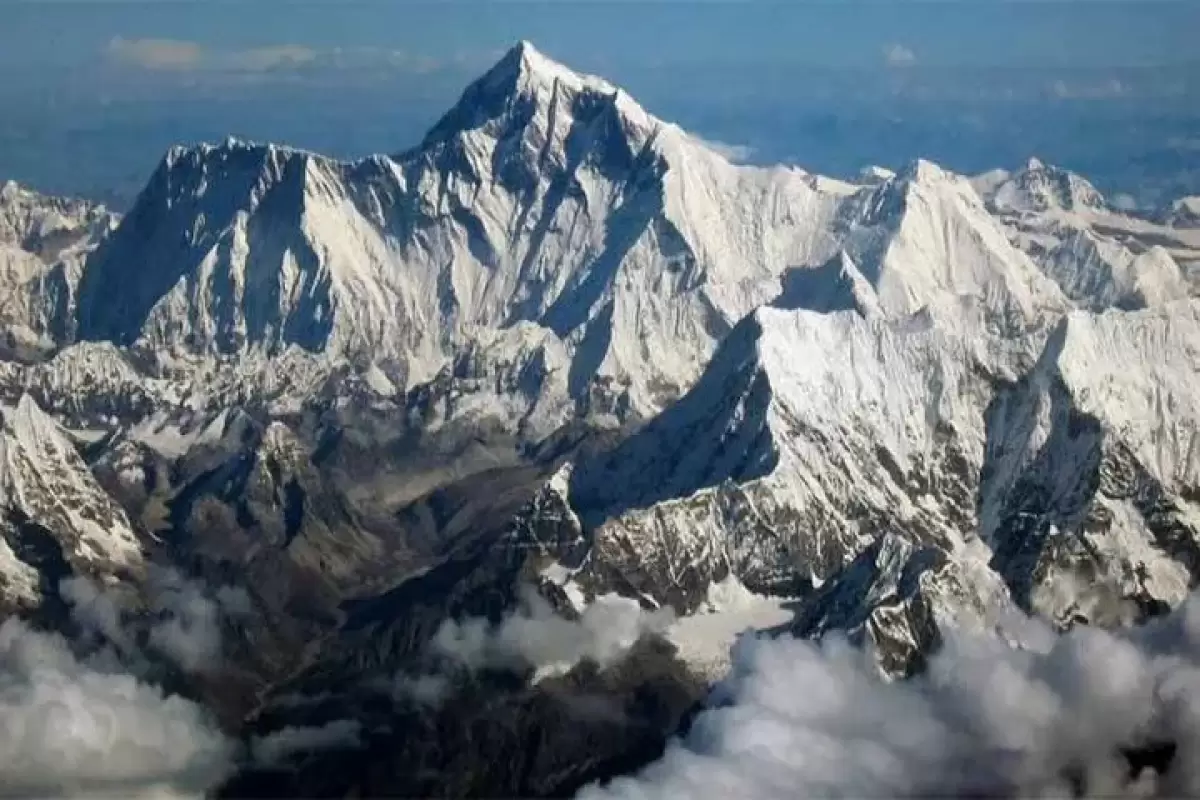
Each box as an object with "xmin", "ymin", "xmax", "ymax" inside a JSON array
[
  {"xmin": 2, "ymin": 0, "xmax": 1197, "ymax": 71},
  {"xmin": 0, "ymin": 1, "xmax": 1197, "ymax": 207}
]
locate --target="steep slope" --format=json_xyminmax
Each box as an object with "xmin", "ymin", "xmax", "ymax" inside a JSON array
[
  {"xmin": 75, "ymin": 42, "xmax": 847, "ymax": 425},
  {"xmin": 981, "ymin": 300, "xmax": 1200, "ymax": 624},
  {"xmin": 790, "ymin": 532, "xmax": 1012, "ymax": 676},
  {"xmin": 834, "ymin": 160, "xmax": 1068, "ymax": 332},
  {"xmin": 0, "ymin": 394, "xmax": 143, "ymax": 607},
  {"xmin": 165, "ymin": 417, "xmax": 404, "ymax": 598},
  {"xmin": 1034, "ymin": 230, "xmax": 1187, "ymax": 311},
  {"xmin": 571, "ymin": 304, "xmax": 1004, "ymax": 609},
  {"xmin": 564, "ymin": 298, "xmax": 1200, "ymax": 647},
  {"xmin": 0, "ymin": 181, "xmax": 117, "ymax": 351}
]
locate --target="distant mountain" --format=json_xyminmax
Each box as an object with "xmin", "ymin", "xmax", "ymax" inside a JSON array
[
  {"xmin": 0, "ymin": 181, "xmax": 117, "ymax": 355},
  {"xmin": 2, "ymin": 41, "xmax": 1200, "ymax": 798}
]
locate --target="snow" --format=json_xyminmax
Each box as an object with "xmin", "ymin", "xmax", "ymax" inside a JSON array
[
  {"xmin": 0, "ymin": 182, "xmax": 116, "ymax": 346},
  {"xmin": 540, "ymin": 562, "xmax": 587, "ymax": 612},
  {"xmin": 0, "ymin": 395, "xmax": 142, "ymax": 575},
  {"xmin": 984, "ymin": 157, "xmax": 1107, "ymax": 214},
  {"xmin": 4, "ymin": 41, "xmax": 1200, "ymax": 652},
  {"xmin": 1167, "ymin": 196, "xmax": 1200, "ymax": 227},
  {"xmin": 67, "ymin": 40, "xmax": 853, "ymax": 427},
  {"xmin": 664, "ymin": 575, "xmax": 794, "ymax": 681},
  {"xmin": 128, "ymin": 407, "xmax": 230, "ymax": 458},
  {"xmin": 1051, "ymin": 300, "xmax": 1200, "ymax": 487}
]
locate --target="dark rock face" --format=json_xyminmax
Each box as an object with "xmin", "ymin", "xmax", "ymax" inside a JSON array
[{"xmin": 220, "ymin": 638, "xmax": 704, "ymax": 799}]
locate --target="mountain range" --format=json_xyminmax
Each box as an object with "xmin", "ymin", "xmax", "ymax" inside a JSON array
[{"xmin": 3, "ymin": 41, "xmax": 1200, "ymax": 797}]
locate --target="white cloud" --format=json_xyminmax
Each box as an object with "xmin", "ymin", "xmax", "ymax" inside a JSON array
[
  {"xmin": 690, "ymin": 135, "xmax": 756, "ymax": 163},
  {"xmin": 883, "ymin": 43, "xmax": 917, "ymax": 68},
  {"xmin": 104, "ymin": 37, "xmax": 442, "ymax": 75},
  {"xmin": 62, "ymin": 568, "xmax": 244, "ymax": 674},
  {"xmin": 145, "ymin": 568, "xmax": 224, "ymax": 672},
  {"xmin": 107, "ymin": 37, "xmax": 205, "ymax": 71},
  {"xmin": 1050, "ymin": 78, "xmax": 1129, "ymax": 99},
  {"xmin": 1111, "ymin": 193, "xmax": 1140, "ymax": 212},
  {"xmin": 250, "ymin": 720, "xmax": 362, "ymax": 766},
  {"xmin": 0, "ymin": 617, "xmax": 234, "ymax": 797},
  {"xmin": 581, "ymin": 594, "xmax": 1200, "ymax": 799},
  {"xmin": 392, "ymin": 672, "xmax": 450, "ymax": 708},
  {"xmin": 432, "ymin": 588, "xmax": 673, "ymax": 677},
  {"xmin": 227, "ymin": 45, "xmax": 319, "ymax": 72},
  {"xmin": 1167, "ymin": 136, "xmax": 1200, "ymax": 152}
]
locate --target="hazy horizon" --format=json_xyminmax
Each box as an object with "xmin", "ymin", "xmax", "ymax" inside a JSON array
[{"xmin": 2, "ymin": 1, "xmax": 1198, "ymax": 209}]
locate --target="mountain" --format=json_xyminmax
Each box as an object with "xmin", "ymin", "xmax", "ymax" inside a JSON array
[
  {"xmin": 975, "ymin": 159, "xmax": 1200, "ymax": 308},
  {"xmin": 2, "ymin": 40, "xmax": 1200, "ymax": 797},
  {"xmin": 1163, "ymin": 196, "xmax": 1200, "ymax": 228},
  {"xmin": 72, "ymin": 41, "xmax": 849, "ymax": 428},
  {"xmin": 0, "ymin": 181, "xmax": 117, "ymax": 355},
  {"xmin": 976, "ymin": 157, "xmax": 1108, "ymax": 215},
  {"xmin": 0, "ymin": 394, "xmax": 143, "ymax": 610}
]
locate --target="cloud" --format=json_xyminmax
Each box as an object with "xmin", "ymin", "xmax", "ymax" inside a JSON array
[
  {"xmin": 0, "ymin": 617, "xmax": 234, "ymax": 797},
  {"xmin": 883, "ymin": 43, "xmax": 917, "ymax": 68},
  {"xmin": 227, "ymin": 45, "xmax": 319, "ymax": 72},
  {"xmin": 1050, "ymin": 78, "xmax": 1129, "ymax": 99},
  {"xmin": 250, "ymin": 720, "xmax": 362, "ymax": 766},
  {"xmin": 103, "ymin": 37, "xmax": 441, "ymax": 75},
  {"xmin": 1167, "ymin": 136, "xmax": 1200, "ymax": 153},
  {"xmin": 1111, "ymin": 193, "xmax": 1140, "ymax": 212},
  {"xmin": 392, "ymin": 673, "xmax": 450, "ymax": 708},
  {"xmin": 62, "ymin": 568, "xmax": 249, "ymax": 674},
  {"xmin": 431, "ymin": 588, "xmax": 674, "ymax": 677},
  {"xmin": 145, "ymin": 568, "xmax": 225, "ymax": 672},
  {"xmin": 691, "ymin": 135, "xmax": 756, "ymax": 163},
  {"xmin": 107, "ymin": 37, "xmax": 205, "ymax": 71},
  {"xmin": 581, "ymin": 594, "xmax": 1200, "ymax": 799},
  {"xmin": 60, "ymin": 574, "xmax": 138, "ymax": 658}
]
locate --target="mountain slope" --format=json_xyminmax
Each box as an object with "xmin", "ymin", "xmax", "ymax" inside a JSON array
[
  {"xmin": 4, "ymin": 40, "xmax": 1200, "ymax": 797},
  {"xmin": 976, "ymin": 159, "xmax": 1200, "ymax": 309},
  {"xmin": 981, "ymin": 300, "xmax": 1200, "ymax": 623},
  {"xmin": 74, "ymin": 42, "xmax": 848, "ymax": 425},
  {"xmin": 0, "ymin": 394, "xmax": 143, "ymax": 608},
  {"xmin": 0, "ymin": 181, "xmax": 117, "ymax": 352},
  {"xmin": 570, "ymin": 303, "xmax": 1006, "ymax": 614}
]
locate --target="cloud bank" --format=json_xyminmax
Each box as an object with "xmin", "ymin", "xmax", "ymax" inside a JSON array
[
  {"xmin": 0, "ymin": 569, "xmax": 258, "ymax": 796},
  {"xmin": 580, "ymin": 594, "xmax": 1200, "ymax": 799},
  {"xmin": 883, "ymin": 43, "xmax": 917, "ymax": 68},
  {"xmin": 62, "ymin": 567, "xmax": 248, "ymax": 674},
  {"xmin": 105, "ymin": 37, "xmax": 442, "ymax": 75},
  {"xmin": 250, "ymin": 720, "xmax": 362, "ymax": 766},
  {"xmin": 0, "ymin": 617, "xmax": 234, "ymax": 797},
  {"xmin": 432, "ymin": 589, "xmax": 674, "ymax": 677},
  {"xmin": 107, "ymin": 37, "xmax": 205, "ymax": 71}
]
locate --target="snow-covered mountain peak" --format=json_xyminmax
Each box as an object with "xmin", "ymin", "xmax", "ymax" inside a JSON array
[
  {"xmin": 985, "ymin": 158, "xmax": 1107, "ymax": 214},
  {"xmin": 503, "ymin": 40, "xmax": 619, "ymax": 97},
  {"xmin": 1164, "ymin": 196, "xmax": 1200, "ymax": 228},
  {"xmin": 836, "ymin": 158, "xmax": 1068, "ymax": 328},
  {"xmin": 0, "ymin": 393, "xmax": 143, "ymax": 577},
  {"xmin": 418, "ymin": 40, "xmax": 656, "ymax": 152},
  {"xmin": 0, "ymin": 180, "xmax": 115, "ymax": 252},
  {"xmin": 898, "ymin": 158, "xmax": 954, "ymax": 186},
  {"xmin": 858, "ymin": 165, "xmax": 896, "ymax": 185},
  {"xmin": 162, "ymin": 137, "xmax": 311, "ymax": 170},
  {"xmin": 1037, "ymin": 229, "xmax": 1188, "ymax": 311}
]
